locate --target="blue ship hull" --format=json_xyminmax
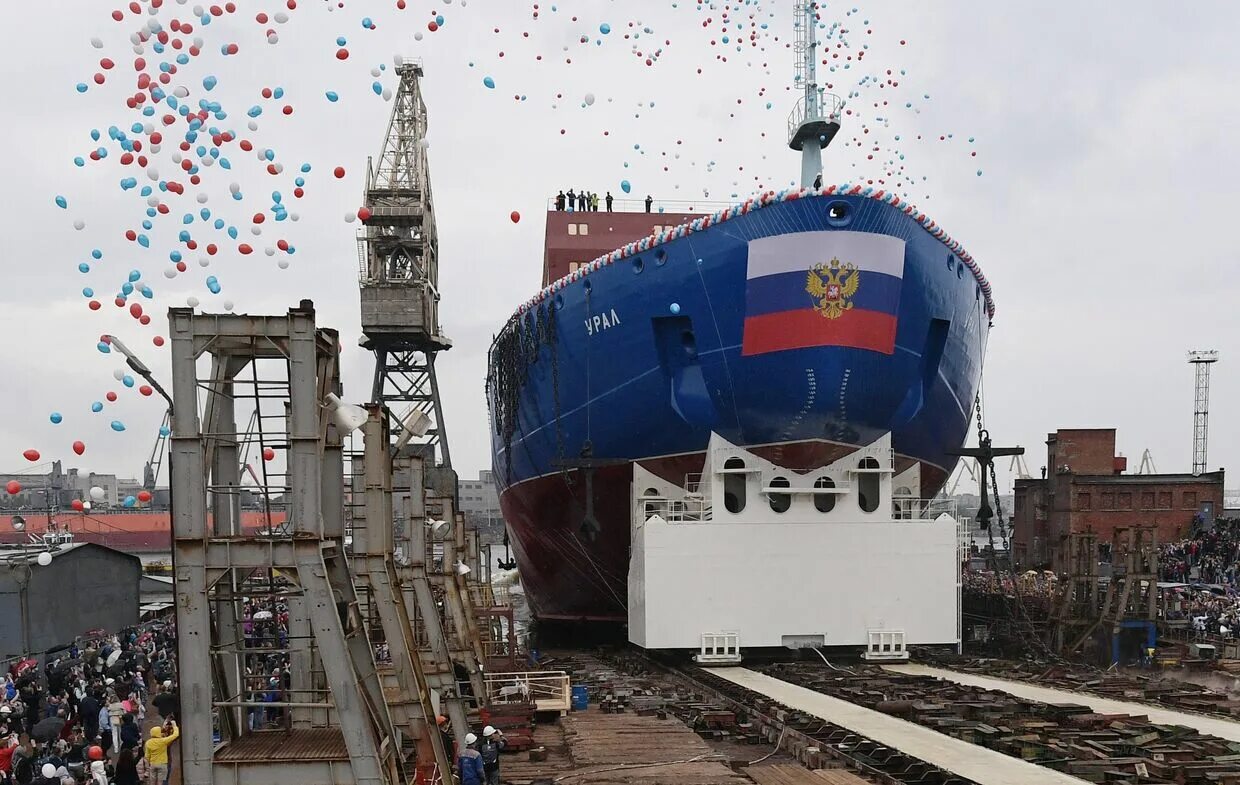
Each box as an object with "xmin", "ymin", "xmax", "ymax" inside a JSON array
[{"xmin": 487, "ymin": 190, "xmax": 991, "ymax": 620}]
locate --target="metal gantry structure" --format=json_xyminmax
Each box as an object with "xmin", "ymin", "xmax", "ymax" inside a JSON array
[
  {"xmin": 358, "ymin": 61, "xmax": 452, "ymax": 467},
  {"xmin": 789, "ymin": 1, "xmax": 842, "ymax": 187},
  {"xmin": 169, "ymin": 302, "xmax": 409, "ymax": 785},
  {"xmin": 1188, "ymin": 350, "xmax": 1220, "ymax": 476}
]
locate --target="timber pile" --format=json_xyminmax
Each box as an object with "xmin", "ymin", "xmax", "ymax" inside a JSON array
[
  {"xmin": 745, "ymin": 764, "xmax": 872, "ymax": 784},
  {"xmin": 759, "ymin": 663, "xmax": 1240, "ymax": 784}
]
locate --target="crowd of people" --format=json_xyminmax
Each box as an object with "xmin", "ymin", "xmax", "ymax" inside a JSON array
[
  {"xmin": 0, "ymin": 623, "xmax": 179, "ymax": 785},
  {"xmin": 1159, "ymin": 520, "xmax": 1240, "ymax": 639}
]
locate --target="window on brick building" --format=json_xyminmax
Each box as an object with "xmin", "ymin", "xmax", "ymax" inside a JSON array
[
  {"xmin": 1141, "ymin": 491, "xmax": 1154, "ymax": 509},
  {"xmin": 1077, "ymin": 492, "xmax": 1091, "ymax": 510},
  {"xmin": 1119, "ymin": 492, "xmax": 1132, "ymax": 510},
  {"xmin": 1101, "ymin": 491, "xmax": 1115, "ymax": 509},
  {"xmin": 1157, "ymin": 491, "xmax": 1172, "ymax": 509},
  {"xmin": 567, "ymin": 224, "xmax": 577, "ymax": 236},
  {"xmin": 1183, "ymin": 491, "xmax": 1198, "ymax": 509}
]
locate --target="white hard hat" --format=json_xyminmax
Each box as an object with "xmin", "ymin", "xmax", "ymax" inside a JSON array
[
  {"xmin": 464, "ymin": 733, "xmax": 478, "ymax": 746},
  {"xmin": 42, "ymin": 764, "xmax": 57, "ymax": 779},
  {"xmin": 482, "ymin": 726, "xmax": 496, "ymax": 738}
]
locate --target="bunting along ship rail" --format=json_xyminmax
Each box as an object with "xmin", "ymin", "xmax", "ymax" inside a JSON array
[{"xmin": 486, "ymin": 184, "xmax": 994, "ymax": 623}]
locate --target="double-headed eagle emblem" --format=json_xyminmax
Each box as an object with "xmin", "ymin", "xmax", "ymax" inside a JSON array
[{"xmin": 805, "ymin": 257, "xmax": 860, "ymax": 319}]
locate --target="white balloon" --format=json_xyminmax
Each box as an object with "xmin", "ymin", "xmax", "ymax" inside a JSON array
[
  {"xmin": 371, "ymin": 67, "xmax": 382, "ymax": 78},
  {"xmin": 173, "ymin": 86, "xmax": 189, "ymax": 98},
  {"xmin": 163, "ymin": 268, "xmax": 178, "ymax": 279},
  {"xmin": 89, "ymin": 486, "xmax": 105, "ymax": 501},
  {"xmin": 289, "ymin": 213, "xmax": 300, "ymax": 222},
  {"xmin": 584, "ymin": 93, "xmax": 596, "ymax": 106},
  {"xmin": 112, "ymin": 369, "xmax": 125, "ymax": 381},
  {"xmin": 187, "ymin": 296, "xmax": 200, "ymax": 307},
  {"xmin": 82, "ymin": 501, "xmax": 92, "ymax": 511},
  {"xmin": 264, "ymin": 247, "xmax": 276, "ymax": 256},
  {"xmin": 248, "ymin": 120, "xmax": 259, "ymax": 131},
  {"xmin": 90, "ymin": 37, "xmax": 104, "ymax": 49},
  {"xmin": 36, "ymin": 552, "xmax": 52, "ymax": 567},
  {"xmin": 196, "ymin": 193, "xmax": 209, "ymax": 204},
  {"xmin": 250, "ymin": 227, "xmax": 262, "ymax": 236},
  {"xmin": 274, "ymin": 11, "xmax": 289, "ymax": 22},
  {"xmin": 414, "ymin": 31, "xmax": 424, "ymax": 41},
  {"xmin": 382, "ymin": 88, "xmax": 393, "ymax": 101},
  {"xmin": 74, "ymin": 220, "xmax": 86, "ymax": 230},
  {"xmin": 222, "ymin": 300, "xmax": 234, "ymax": 311},
  {"xmin": 267, "ymin": 34, "xmax": 279, "ymax": 45},
  {"xmin": 344, "ymin": 212, "xmax": 356, "ymax": 223},
  {"xmin": 277, "ymin": 259, "xmax": 290, "ymax": 269},
  {"xmin": 198, "ymin": 258, "xmax": 210, "ymax": 267}
]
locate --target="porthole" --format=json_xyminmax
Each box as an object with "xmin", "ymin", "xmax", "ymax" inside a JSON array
[
  {"xmin": 582, "ymin": 279, "xmax": 592, "ymax": 294},
  {"xmin": 655, "ymin": 248, "xmax": 668, "ymax": 266},
  {"xmin": 814, "ymin": 477, "xmax": 836, "ymax": 514},
  {"xmin": 946, "ymin": 253, "xmax": 954, "ymax": 270},
  {"xmin": 956, "ymin": 261, "xmax": 964, "ymax": 280},
  {"xmin": 826, "ymin": 200, "xmax": 852, "ymax": 227},
  {"xmin": 723, "ymin": 457, "xmax": 747, "ymax": 514},
  {"xmin": 633, "ymin": 257, "xmax": 645, "ymax": 274},
  {"xmin": 768, "ymin": 476, "xmax": 792, "ymax": 514},
  {"xmin": 554, "ymin": 294, "xmax": 564, "ymax": 310}
]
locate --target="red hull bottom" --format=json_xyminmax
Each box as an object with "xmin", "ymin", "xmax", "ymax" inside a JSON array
[{"xmin": 499, "ymin": 441, "xmax": 945, "ymax": 622}]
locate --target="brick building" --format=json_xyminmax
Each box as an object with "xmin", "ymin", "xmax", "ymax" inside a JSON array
[{"xmin": 1012, "ymin": 428, "xmax": 1224, "ymax": 568}]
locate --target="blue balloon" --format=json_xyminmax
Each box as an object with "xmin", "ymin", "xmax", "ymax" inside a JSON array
[
  {"xmin": 203, "ymin": 75, "xmax": 218, "ymax": 91},
  {"xmin": 82, "ymin": 288, "xmax": 94, "ymax": 298},
  {"xmin": 78, "ymin": 263, "xmax": 90, "ymax": 273},
  {"xmin": 600, "ymin": 22, "xmax": 611, "ymax": 34},
  {"xmin": 483, "ymin": 76, "xmax": 496, "ymax": 89},
  {"xmin": 49, "ymin": 413, "xmax": 63, "ymax": 424},
  {"xmin": 669, "ymin": 303, "xmax": 681, "ymax": 315},
  {"xmin": 122, "ymin": 375, "xmax": 135, "ymax": 388},
  {"xmin": 159, "ymin": 425, "xmax": 170, "ymax": 437},
  {"xmin": 620, "ymin": 179, "xmax": 632, "ymax": 193},
  {"xmin": 110, "ymin": 421, "xmax": 126, "ymax": 433},
  {"xmin": 97, "ymin": 342, "xmax": 111, "ymax": 354},
  {"xmin": 122, "ymin": 495, "xmax": 137, "ymax": 508},
  {"xmin": 76, "ymin": 83, "xmax": 88, "ymax": 93},
  {"xmin": 372, "ymin": 81, "xmax": 383, "ymax": 96},
  {"xmin": 326, "ymin": 91, "xmax": 339, "ymax": 102},
  {"xmin": 336, "ymin": 36, "xmax": 347, "ymax": 46},
  {"xmin": 91, "ymin": 402, "xmax": 104, "ymax": 413},
  {"xmin": 55, "ymin": 195, "xmax": 67, "ymax": 209}
]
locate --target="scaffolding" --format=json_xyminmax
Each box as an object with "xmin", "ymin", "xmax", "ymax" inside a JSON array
[{"xmin": 169, "ymin": 301, "xmax": 414, "ymax": 785}]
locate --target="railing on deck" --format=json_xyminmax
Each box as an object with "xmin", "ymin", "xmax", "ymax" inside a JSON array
[
  {"xmin": 636, "ymin": 495, "xmax": 712, "ymax": 524},
  {"xmin": 484, "ymin": 671, "xmax": 571, "ymax": 713},
  {"xmin": 546, "ymin": 196, "xmax": 737, "ymax": 215},
  {"xmin": 893, "ymin": 497, "xmax": 959, "ymax": 521}
]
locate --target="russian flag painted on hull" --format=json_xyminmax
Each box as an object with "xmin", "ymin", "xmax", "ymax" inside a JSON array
[{"xmin": 742, "ymin": 230, "xmax": 906, "ymax": 356}]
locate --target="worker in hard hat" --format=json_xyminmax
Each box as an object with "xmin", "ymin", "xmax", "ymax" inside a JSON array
[
  {"xmin": 479, "ymin": 725, "xmax": 507, "ymax": 785},
  {"xmin": 457, "ymin": 732, "xmax": 484, "ymax": 785},
  {"xmin": 436, "ymin": 715, "xmax": 453, "ymax": 761}
]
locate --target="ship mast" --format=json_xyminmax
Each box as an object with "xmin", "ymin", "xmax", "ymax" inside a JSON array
[{"xmin": 789, "ymin": 2, "xmax": 842, "ymax": 187}]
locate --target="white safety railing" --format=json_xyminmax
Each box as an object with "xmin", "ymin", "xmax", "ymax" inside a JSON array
[
  {"xmin": 483, "ymin": 671, "xmax": 571, "ymax": 713},
  {"xmin": 637, "ymin": 495, "xmax": 711, "ymax": 524},
  {"xmin": 892, "ymin": 496, "xmax": 959, "ymax": 521}
]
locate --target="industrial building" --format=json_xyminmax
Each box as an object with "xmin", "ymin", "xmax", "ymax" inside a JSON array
[
  {"xmin": 457, "ymin": 470, "xmax": 501, "ymax": 528},
  {"xmin": 1012, "ymin": 428, "xmax": 1225, "ymax": 568},
  {"xmin": 0, "ymin": 542, "xmax": 142, "ymax": 658}
]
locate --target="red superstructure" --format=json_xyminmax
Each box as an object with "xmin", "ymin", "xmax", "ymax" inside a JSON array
[{"xmin": 543, "ymin": 208, "xmax": 697, "ymax": 285}]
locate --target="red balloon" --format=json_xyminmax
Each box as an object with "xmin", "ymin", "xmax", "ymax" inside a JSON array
[
  {"xmin": 333, "ymin": 166, "xmax": 346, "ymax": 179},
  {"xmin": 71, "ymin": 499, "xmax": 85, "ymax": 512},
  {"xmin": 22, "ymin": 449, "xmax": 40, "ymax": 462},
  {"xmin": 129, "ymin": 303, "xmax": 143, "ymax": 318},
  {"xmin": 263, "ymin": 447, "xmax": 276, "ymax": 461},
  {"xmin": 5, "ymin": 481, "xmax": 21, "ymax": 496},
  {"xmin": 153, "ymin": 336, "xmax": 166, "ymax": 347},
  {"xmin": 72, "ymin": 441, "xmax": 86, "ymax": 456},
  {"xmin": 357, "ymin": 207, "xmax": 372, "ymax": 221},
  {"xmin": 139, "ymin": 385, "xmax": 154, "ymax": 397},
  {"xmin": 510, "ymin": 211, "xmax": 521, "ymax": 223},
  {"xmin": 137, "ymin": 490, "xmax": 152, "ymax": 503},
  {"xmin": 106, "ymin": 392, "xmax": 118, "ymax": 402}
]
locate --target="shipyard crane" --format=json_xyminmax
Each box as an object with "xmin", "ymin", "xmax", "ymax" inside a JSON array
[{"xmin": 358, "ymin": 60, "xmax": 450, "ymax": 466}]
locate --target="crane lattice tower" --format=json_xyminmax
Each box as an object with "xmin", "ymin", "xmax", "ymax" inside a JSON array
[
  {"xmin": 1188, "ymin": 350, "xmax": 1220, "ymax": 476},
  {"xmin": 358, "ymin": 61, "xmax": 453, "ymax": 467}
]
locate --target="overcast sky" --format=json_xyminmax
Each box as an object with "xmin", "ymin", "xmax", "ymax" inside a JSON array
[{"xmin": 0, "ymin": 1, "xmax": 1236, "ymax": 501}]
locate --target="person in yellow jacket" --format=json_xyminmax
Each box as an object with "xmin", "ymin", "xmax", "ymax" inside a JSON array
[{"xmin": 143, "ymin": 721, "xmax": 179, "ymax": 785}]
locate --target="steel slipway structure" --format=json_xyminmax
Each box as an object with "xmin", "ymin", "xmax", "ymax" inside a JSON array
[
  {"xmin": 705, "ymin": 668, "xmax": 1089, "ymax": 785},
  {"xmin": 628, "ymin": 433, "xmax": 963, "ymax": 656}
]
